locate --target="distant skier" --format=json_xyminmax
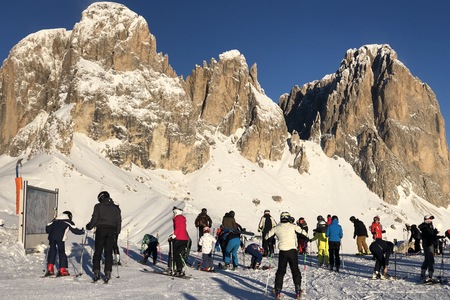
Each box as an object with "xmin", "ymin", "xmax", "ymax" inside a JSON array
[
  {"xmin": 310, "ymin": 220, "xmax": 329, "ymax": 267},
  {"xmin": 419, "ymin": 215, "xmax": 438, "ymax": 282},
  {"xmin": 194, "ymin": 208, "xmax": 212, "ymax": 252},
  {"xmin": 45, "ymin": 211, "xmax": 85, "ymax": 276},
  {"xmin": 258, "ymin": 209, "xmax": 277, "ymax": 257},
  {"xmin": 86, "ymin": 191, "xmax": 121, "ymax": 282},
  {"xmin": 198, "ymin": 226, "xmax": 216, "ymax": 272},
  {"xmin": 266, "ymin": 211, "xmax": 308, "ymax": 300},
  {"xmin": 245, "ymin": 243, "xmax": 264, "ymax": 269},
  {"xmin": 408, "ymin": 224, "xmax": 421, "ymax": 254},
  {"xmin": 369, "ymin": 239, "xmax": 394, "ymax": 279},
  {"xmin": 139, "ymin": 234, "xmax": 159, "ymax": 265},
  {"xmin": 167, "ymin": 206, "xmax": 189, "ymax": 277},
  {"xmin": 326, "ymin": 215, "xmax": 343, "ymax": 272},
  {"xmin": 369, "ymin": 215, "xmax": 385, "ymax": 240},
  {"xmin": 349, "ymin": 216, "xmax": 369, "ymax": 255}
]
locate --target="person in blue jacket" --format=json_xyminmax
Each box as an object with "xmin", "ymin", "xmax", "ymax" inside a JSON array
[
  {"xmin": 326, "ymin": 215, "xmax": 343, "ymax": 272},
  {"xmin": 45, "ymin": 211, "xmax": 85, "ymax": 276}
]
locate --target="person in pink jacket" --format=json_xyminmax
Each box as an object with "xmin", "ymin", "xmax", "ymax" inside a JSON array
[{"xmin": 168, "ymin": 206, "xmax": 189, "ymax": 277}]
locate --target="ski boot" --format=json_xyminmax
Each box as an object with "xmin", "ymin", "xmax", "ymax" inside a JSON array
[
  {"xmin": 104, "ymin": 271, "xmax": 111, "ymax": 283},
  {"xmin": 295, "ymin": 285, "xmax": 302, "ymax": 299},
  {"xmin": 274, "ymin": 289, "xmax": 282, "ymax": 300},
  {"xmin": 92, "ymin": 270, "xmax": 101, "ymax": 282},
  {"xmin": 44, "ymin": 264, "xmax": 55, "ymax": 276},
  {"xmin": 57, "ymin": 267, "xmax": 70, "ymax": 276}
]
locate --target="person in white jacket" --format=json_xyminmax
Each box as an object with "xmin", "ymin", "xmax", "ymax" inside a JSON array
[
  {"xmin": 266, "ymin": 212, "xmax": 308, "ymax": 300},
  {"xmin": 198, "ymin": 227, "xmax": 217, "ymax": 271}
]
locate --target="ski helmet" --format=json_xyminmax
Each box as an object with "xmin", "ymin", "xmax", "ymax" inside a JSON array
[
  {"xmin": 317, "ymin": 215, "xmax": 324, "ymax": 222},
  {"xmin": 424, "ymin": 215, "xmax": 434, "ymax": 223},
  {"xmin": 280, "ymin": 212, "xmax": 291, "ymax": 223},
  {"xmin": 373, "ymin": 215, "xmax": 380, "ymax": 222},
  {"xmin": 63, "ymin": 211, "xmax": 72, "ymax": 221},
  {"xmin": 97, "ymin": 191, "xmax": 110, "ymax": 202},
  {"xmin": 173, "ymin": 206, "xmax": 183, "ymax": 216},
  {"xmin": 203, "ymin": 226, "xmax": 210, "ymax": 233},
  {"xmin": 446, "ymin": 229, "xmax": 450, "ymax": 239}
]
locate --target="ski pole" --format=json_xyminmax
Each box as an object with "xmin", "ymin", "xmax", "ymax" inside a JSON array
[
  {"xmin": 78, "ymin": 232, "xmax": 88, "ymax": 276},
  {"xmin": 303, "ymin": 251, "xmax": 307, "ymax": 294},
  {"xmin": 43, "ymin": 243, "xmax": 50, "ymax": 273}
]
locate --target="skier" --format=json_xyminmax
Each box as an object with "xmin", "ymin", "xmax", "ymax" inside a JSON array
[
  {"xmin": 326, "ymin": 214, "xmax": 332, "ymax": 226},
  {"xmin": 245, "ymin": 243, "xmax": 264, "ymax": 269},
  {"xmin": 139, "ymin": 234, "xmax": 159, "ymax": 265},
  {"xmin": 168, "ymin": 206, "xmax": 189, "ymax": 277},
  {"xmin": 198, "ymin": 226, "xmax": 216, "ymax": 271},
  {"xmin": 349, "ymin": 216, "xmax": 369, "ymax": 255},
  {"xmin": 408, "ymin": 224, "xmax": 421, "ymax": 254},
  {"xmin": 369, "ymin": 239, "xmax": 394, "ymax": 279},
  {"xmin": 194, "ymin": 208, "xmax": 212, "ymax": 252},
  {"xmin": 86, "ymin": 191, "xmax": 122, "ymax": 282},
  {"xmin": 296, "ymin": 217, "xmax": 309, "ymax": 254},
  {"xmin": 112, "ymin": 201, "xmax": 122, "ymax": 265},
  {"xmin": 310, "ymin": 220, "xmax": 329, "ymax": 267},
  {"xmin": 258, "ymin": 209, "xmax": 277, "ymax": 257},
  {"xmin": 265, "ymin": 211, "xmax": 308, "ymax": 300},
  {"xmin": 326, "ymin": 215, "xmax": 343, "ymax": 272},
  {"xmin": 220, "ymin": 227, "xmax": 242, "ymax": 270},
  {"xmin": 419, "ymin": 215, "xmax": 438, "ymax": 282},
  {"xmin": 369, "ymin": 215, "xmax": 385, "ymax": 240},
  {"xmin": 45, "ymin": 211, "xmax": 85, "ymax": 276},
  {"xmin": 222, "ymin": 210, "xmax": 241, "ymax": 230}
]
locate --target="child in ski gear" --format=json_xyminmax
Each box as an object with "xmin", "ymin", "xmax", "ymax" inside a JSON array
[
  {"xmin": 326, "ymin": 215, "xmax": 343, "ymax": 272},
  {"xmin": 198, "ymin": 226, "xmax": 216, "ymax": 271},
  {"xmin": 140, "ymin": 234, "xmax": 159, "ymax": 265},
  {"xmin": 266, "ymin": 211, "xmax": 308, "ymax": 299},
  {"xmin": 310, "ymin": 220, "xmax": 329, "ymax": 267},
  {"xmin": 349, "ymin": 216, "xmax": 369, "ymax": 255},
  {"xmin": 296, "ymin": 217, "xmax": 309, "ymax": 254},
  {"xmin": 408, "ymin": 224, "xmax": 421, "ymax": 254},
  {"xmin": 419, "ymin": 215, "xmax": 438, "ymax": 282},
  {"xmin": 258, "ymin": 209, "xmax": 277, "ymax": 257},
  {"xmin": 369, "ymin": 215, "xmax": 385, "ymax": 240},
  {"xmin": 45, "ymin": 211, "xmax": 85, "ymax": 276},
  {"xmin": 369, "ymin": 239, "xmax": 394, "ymax": 279},
  {"xmin": 195, "ymin": 208, "xmax": 212, "ymax": 252},
  {"xmin": 86, "ymin": 191, "xmax": 122, "ymax": 282},
  {"xmin": 245, "ymin": 243, "xmax": 264, "ymax": 269},
  {"xmin": 168, "ymin": 206, "xmax": 189, "ymax": 277}
]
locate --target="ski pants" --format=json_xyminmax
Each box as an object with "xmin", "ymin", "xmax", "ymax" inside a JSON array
[
  {"xmin": 202, "ymin": 252, "xmax": 214, "ymax": 269},
  {"xmin": 370, "ymin": 242, "xmax": 387, "ymax": 273},
  {"xmin": 143, "ymin": 241, "xmax": 158, "ymax": 263},
  {"xmin": 224, "ymin": 237, "xmax": 241, "ymax": 267},
  {"xmin": 48, "ymin": 240, "xmax": 68, "ymax": 268},
  {"xmin": 93, "ymin": 226, "xmax": 116, "ymax": 273},
  {"xmin": 246, "ymin": 246, "xmax": 263, "ymax": 268},
  {"xmin": 197, "ymin": 226, "xmax": 204, "ymax": 251},
  {"xmin": 316, "ymin": 240, "xmax": 329, "ymax": 265},
  {"xmin": 356, "ymin": 236, "xmax": 369, "ymax": 253},
  {"xmin": 275, "ymin": 248, "xmax": 301, "ymax": 291},
  {"xmin": 422, "ymin": 245, "xmax": 435, "ymax": 273},
  {"xmin": 262, "ymin": 232, "xmax": 275, "ymax": 256},
  {"xmin": 169, "ymin": 239, "xmax": 188, "ymax": 271},
  {"xmin": 328, "ymin": 241, "xmax": 341, "ymax": 269}
]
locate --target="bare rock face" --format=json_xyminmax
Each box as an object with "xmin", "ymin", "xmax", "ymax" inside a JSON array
[
  {"xmin": 185, "ymin": 50, "xmax": 287, "ymax": 163},
  {"xmin": 280, "ymin": 44, "xmax": 450, "ymax": 207}
]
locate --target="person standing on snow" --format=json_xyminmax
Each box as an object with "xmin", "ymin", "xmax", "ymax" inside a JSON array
[
  {"xmin": 112, "ymin": 201, "xmax": 122, "ymax": 265},
  {"xmin": 198, "ymin": 226, "xmax": 216, "ymax": 271},
  {"xmin": 266, "ymin": 211, "xmax": 308, "ymax": 300},
  {"xmin": 168, "ymin": 206, "xmax": 190, "ymax": 277},
  {"xmin": 86, "ymin": 191, "xmax": 121, "ymax": 282},
  {"xmin": 349, "ymin": 216, "xmax": 369, "ymax": 255},
  {"xmin": 370, "ymin": 215, "xmax": 385, "ymax": 240},
  {"xmin": 194, "ymin": 208, "xmax": 212, "ymax": 252},
  {"xmin": 419, "ymin": 215, "xmax": 438, "ymax": 282},
  {"xmin": 408, "ymin": 224, "xmax": 421, "ymax": 254},
  {"xmin": 45, "ymin": 211, "xmax": 85, "ymax": 276},
  {"xmin": 369, "ymin": 239, "xmax": 394, "ymax": 279},
  {"xmin": 310, "ymin": 220, "xmax": 329, "ymax": 267},
  {"xmin": 258, "ymin": 209, "xmax": 277, "ymax": 257},
  {"xmin": 326, "ymin": 215, "xmax": 343, "ymax": 272}
]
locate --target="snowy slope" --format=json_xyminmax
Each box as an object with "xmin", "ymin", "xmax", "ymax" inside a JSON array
[{"xmin": 0, "ymin": 132, "xmax": 450, "ymax": 299}]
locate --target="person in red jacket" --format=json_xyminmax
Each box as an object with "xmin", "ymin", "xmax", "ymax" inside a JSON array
[
  {"xmin": 168, "ymin": 206, "xmax": 189, "ymax": 277},
  {"xmin": 369, "ymin": 216, "xmax": 385, "ymax": 240}
]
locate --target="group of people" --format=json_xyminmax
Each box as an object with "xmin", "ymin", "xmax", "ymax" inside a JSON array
[{"xmin": 45, "ymin": 191, "xmax": 122, "ymax": 283}]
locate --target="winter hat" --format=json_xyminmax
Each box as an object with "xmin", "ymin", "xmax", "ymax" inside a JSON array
[
  {"xmin": 332, "ymin": 215, "xmax": 338, "ymax": 221},
  {"xmin": 349, "ymin": 216, "xmax": 356, "ymax": 223},
  {"xmin": 317, "ymin": 215, "xmax": 324, "ymax": 222},
  {"xmin": 280, "ymin": 212, "xmax": 291, "ymax": 223},
  {"xmin": 173, "ymin": 206, "xmax": 183, "ymax": 216},
  {"xmin": 424, "ymin": 215, "xmax": 434, "ymax": 223},
  {"xmin": 63, "ymin": 211, "xmax": 72, "ymax": 221},
  {"xmin": 264, "ymin": 209, "xmax": 270, "ymax": 214},
  {"xmin": 203, "ymin": 226, "xmax": 210, "ymax": 233},
  {"xmin": 202, "ymin": 208, "xmax": 207, "ymax": 213},
  {"xmin": 97, "ymin": 191, "xmax": 110, "ymax": 202},
  {"xmin": 373, "ymin": 215, "xmax": 380, "ymax": 222},
  {"xmin": 446, "ymin": 229, "xmax": 450, "ymax": 239}
]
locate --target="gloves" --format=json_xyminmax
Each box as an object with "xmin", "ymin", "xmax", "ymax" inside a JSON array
[
  {"xmin": 258, "ymin": 228, "xmax": 262, "ymax": 233},
  {"xmin": 168, "ymin": 234, "xmax": 176, "ymax": 241}
]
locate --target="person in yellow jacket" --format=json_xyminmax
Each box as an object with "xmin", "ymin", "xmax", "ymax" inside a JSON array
[{"xmin": 310, "ymin": 220, "xmax": 329, "ymax": 267}]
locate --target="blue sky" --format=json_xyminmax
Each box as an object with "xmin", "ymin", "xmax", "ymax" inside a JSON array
[{"xmin": 2, "ymin": 1, "xmax": 450, "ymax": 142}]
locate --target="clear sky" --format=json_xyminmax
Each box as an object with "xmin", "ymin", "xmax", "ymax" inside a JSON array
[{"xmin": 2, "ymin": 1, "xmax": 449, "ymax": 142}]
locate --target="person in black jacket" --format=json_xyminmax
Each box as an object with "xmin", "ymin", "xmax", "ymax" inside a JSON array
[
  {"xmin": 408, "ymin": 224, "xmax": 421, "ymax": 254},
  {"xmin": 86, "ymin": 191, "xmax": 122, "ymax": 282},
  {"xmin": 258, "ymin": 210, "xmax": 277, "ymax": 257},
  {"xmin": 369, "ymin": 239, "xmax": 394, "ymax": 279},
  {"xmin": 45, "ymin": 211, "xmax": 84, "ymax": 276},
  {"xmin": 349, "ymin": 216, "xmax": 369, "ymax": 255},
  {"xmin": 418, "ymin": 215, "xmax": 438, "ymax": 282}
]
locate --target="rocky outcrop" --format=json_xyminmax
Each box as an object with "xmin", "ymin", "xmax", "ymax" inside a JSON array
[
  {"xmin": 280, "ymin": 44, "xmax": 450, "ymax": 206},
  {"xmin": 0, "ymin": 2, "xmax": 286, "ymax": 173}
]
